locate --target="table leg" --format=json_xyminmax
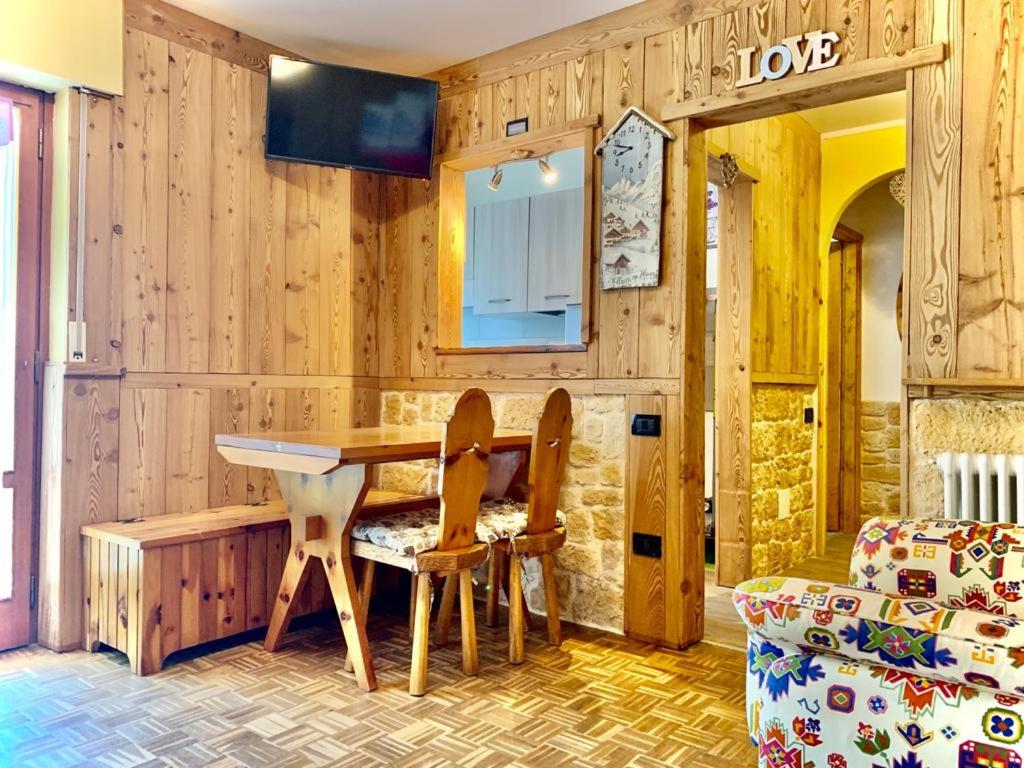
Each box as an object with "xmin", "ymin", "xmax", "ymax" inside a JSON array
[
  {"xmin": 264, "ymin": 543, "xmax": 314, "ymax": 652},
  {"xmin": 270, "ymin": 465, "xmax": 378, "ymax": 692}
]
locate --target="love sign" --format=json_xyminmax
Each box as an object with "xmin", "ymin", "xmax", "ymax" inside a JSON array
[{"xmin": 736, "ymin": 30, "xmax": 841, "ymax": 88}]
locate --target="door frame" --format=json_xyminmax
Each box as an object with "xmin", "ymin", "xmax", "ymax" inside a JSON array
[
  {"xmin": 708, "ymin": 152, "xmax": 758, "ymax": 589},
  {"xmin": 0, "ymin": 81, "xmax": 51, "ymax": 651},
  {"xmin": 826, "ymin": 223, "xmax": 863, "ymax": 534}
]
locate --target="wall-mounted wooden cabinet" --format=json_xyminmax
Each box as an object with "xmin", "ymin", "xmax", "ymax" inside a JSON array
[{"xmin": 471, "ymin": 188, "xmax": 583, "ymax": 316}]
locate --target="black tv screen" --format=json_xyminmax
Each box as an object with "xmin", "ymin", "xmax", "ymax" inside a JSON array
[{"xmin": 266, "ymin": 56, "xmax": 439, "ymax": 179}]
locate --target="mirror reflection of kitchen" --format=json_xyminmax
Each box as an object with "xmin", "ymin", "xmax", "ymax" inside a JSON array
[{"xmin": 462, "ymin": 147, "xmax": 584, "ymax": 348}]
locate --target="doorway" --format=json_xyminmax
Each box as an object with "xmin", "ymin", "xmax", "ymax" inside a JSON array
[{"xmin": 0, "ymin": 82, "xmax": 47, "ymax": 651}]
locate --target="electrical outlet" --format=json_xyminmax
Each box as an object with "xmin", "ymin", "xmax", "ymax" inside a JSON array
[
  {"xmin": 778, "ymin": 488, "xmax": 791, "ymax": 519},
  {"xmin": 804, "ymin": 407, "xmax": 815, "ymax": 425},
  {"xmin": 631, "ymin": 414, "xmax": 661, "ymax": 437}
]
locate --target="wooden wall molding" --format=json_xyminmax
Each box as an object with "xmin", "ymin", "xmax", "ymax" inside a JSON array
[
  {"xmin": 662, "ymin": 43, "xmax": 945, "ymax": 126},
  {"xmin": 122, "ymin": 373, "xmax": 380, "ymax": 390},
  {"xmin": 124, "ymin": 0, "xmax": 300, "ymax": 73},
  {"xmin": 379, "ymin": 377, "xmax": 681, "ymax": 395},
  {"xmin": 427, "ymin": 0, "xmax": 760, "ymax": 96}
]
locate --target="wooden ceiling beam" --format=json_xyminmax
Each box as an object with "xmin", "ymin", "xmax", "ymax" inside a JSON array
[{"xmin": 124, "ymin": 0, "xmax": 303, "ymax": 74}]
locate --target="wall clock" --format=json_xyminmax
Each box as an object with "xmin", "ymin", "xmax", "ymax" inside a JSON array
[{"xmin": 595, "ymin": 106, "xmax": 675, "ymax": 289}]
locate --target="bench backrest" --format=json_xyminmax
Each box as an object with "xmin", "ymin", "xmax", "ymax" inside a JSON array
[{"xmin": 437, "ymin": 388, "xmax": 495, "ymax": 551}]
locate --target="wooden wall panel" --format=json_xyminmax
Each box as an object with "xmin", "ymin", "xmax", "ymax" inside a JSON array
[
  {"xmin": 208, "ymin": 388, "xmax": 249, "ymax": 506},
  {"xmin": 167, "ymin": 43, "xmax": 213, "ymax": 373},
  {"xmin": 118, "ymin": 388, "xmax": 168, "ymax": 520},
  {"xmin": 209, "ymin": 60, "xmax": 251, "ymax": 373},
  {"xmin": 165, "ymin": 388, "xmax": 211, "ymax": 514},
  {"xmin": 786, "ymin": 0, "xmax": 827, "ymax": 33},
  {"xmin": 869, "ymin": 0, "xmax": 916, "ymax": 56},
  {"xmin": 122, "ymin": 29, "xmax": 169, "ymax": 373},
  {"xmin": 598, "ymin": 41, "xmax": 644, "ymax": 379},
  {"xmin": 956, "ymin": 0, "xmax": 1022, "ymax": 378},
  {"xmin": 284, "ymin": 163, "xmax": 322, "ymax": 375},
  {"xmin": 827, "ymin": 0, "xmax": 872, "ymax": 63},
  {"xmin": 908, "ymin": 0, "xmax": 961, "ymax": 378}
]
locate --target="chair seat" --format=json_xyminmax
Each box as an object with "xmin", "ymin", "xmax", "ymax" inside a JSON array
[
  {"xmin": 349, "ymin": 499, "xmax": 568, "ymax": 559},
  {"xmin": 476, "ymin": 498, "xmax": 566, "ymax": 541}
]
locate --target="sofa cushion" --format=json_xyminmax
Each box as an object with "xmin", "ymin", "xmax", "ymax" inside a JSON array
[
  {"xmin": 734, "ymin": 575, "xmax": 1024, "ymax": 697},
  {"xmin": 850, "ymin": 517, "xmax": 1024, "ymax": 619},
  {"xmin": 745, "ymin": 633, "xmax": 1019, "ymax": 768}
]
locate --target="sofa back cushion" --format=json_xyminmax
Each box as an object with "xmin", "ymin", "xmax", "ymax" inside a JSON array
[{"xmin": 850, "ymin": 517, "xmax": 1024, "ymax": 618}]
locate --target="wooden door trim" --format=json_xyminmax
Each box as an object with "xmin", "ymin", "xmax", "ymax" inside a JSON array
[{"xmin": 0, "ymin": 81, "xmax": 49, "ymax": 650}]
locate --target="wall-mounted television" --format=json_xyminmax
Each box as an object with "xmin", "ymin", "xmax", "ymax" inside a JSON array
[{"xmin": 266, "ymin": 55, "xmax": 439, "ymax": 179}]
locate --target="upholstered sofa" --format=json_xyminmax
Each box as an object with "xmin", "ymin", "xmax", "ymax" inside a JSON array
[{"xmin": 733, "ymin": 517, "xmax": 1024, "ymax": 768}]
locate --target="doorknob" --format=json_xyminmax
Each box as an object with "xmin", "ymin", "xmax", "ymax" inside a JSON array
[{"xmin": 1, "ymin": 471, "xmax": 12, "ymax": 489}]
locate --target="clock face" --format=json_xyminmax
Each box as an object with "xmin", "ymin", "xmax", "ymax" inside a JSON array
[{"xmin": 605, "ymin": 115, "xmax": 659, "ymax": 188}]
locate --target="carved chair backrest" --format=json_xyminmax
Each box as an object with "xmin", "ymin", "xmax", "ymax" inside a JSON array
[
  {"xmin": 526, "ymin": 388, "xmax": 573, "ymax": 535},
  {"xmin": 437, "ymin": 388, "xmax": 495, "ymax": 551}
]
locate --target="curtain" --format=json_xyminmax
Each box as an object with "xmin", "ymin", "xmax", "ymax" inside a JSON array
[
  {"xmin": 0, "ymin": 105, "xmax": 18, "ymax": 601},
  {"xmin": 0, "ymin": 98, "xmax": 13, "ymax": 147}
]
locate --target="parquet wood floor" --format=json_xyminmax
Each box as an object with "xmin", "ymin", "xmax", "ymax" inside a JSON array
[
  {"xmin": 703, "ymin": 533, "xmax": 858, "ymax": 651},
  {"xmin": 0, "ymin": 612, "xmax": 755, "ymax": 768}
]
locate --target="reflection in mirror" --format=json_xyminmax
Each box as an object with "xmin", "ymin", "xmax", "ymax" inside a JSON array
[{"xmin": 462, "ymin": 147, "xmax": 584, "ymax": 348}]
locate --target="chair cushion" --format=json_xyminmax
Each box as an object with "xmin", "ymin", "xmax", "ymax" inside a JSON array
[
  {"xmin": 350, "ymin": 509, "xmax": 441, "ymax": 558},
  {"xmin": 476, "ymin": 498, "xmax": 567, "ymax": 541}
]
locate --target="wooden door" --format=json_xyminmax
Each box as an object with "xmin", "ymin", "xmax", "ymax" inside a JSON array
[
  {"xmin": 0, "ymin": 82, "xmax": 45, "ymax": 651},
  {"xmin": 472, "ymin": 198, "xmax": 529, "ymax": 314},
  {"xmin": 527, "ymin": 188, "xmax": 583, "ymax": 312}
]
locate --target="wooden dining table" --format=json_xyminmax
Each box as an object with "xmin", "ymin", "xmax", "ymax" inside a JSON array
[{"xmin": 215, "ymin": 425, "xmax": 533, "ymax": 692}]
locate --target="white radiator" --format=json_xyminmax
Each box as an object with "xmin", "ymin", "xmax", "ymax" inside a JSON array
[{"xmin": 936, "ymin": 452, "xmax": 1024, "ymax": 523}]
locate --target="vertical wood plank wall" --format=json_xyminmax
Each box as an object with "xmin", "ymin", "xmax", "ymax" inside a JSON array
[
  {"xmin": 40, "ymin": 24, "xmax": 381, "ymax": 651},
  {"xmin": 42, "ymin": 0, "xmax": 1023, "ymax": 651}
]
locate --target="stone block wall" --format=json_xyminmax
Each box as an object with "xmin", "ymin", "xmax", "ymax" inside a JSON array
[
  {"xmin": 861, "ymin": 401, "xmax": 901, "ymax": 521},
  {"xmin": 910, "ymin": 398, "xmax": 1024, "ymax": 518},
  {"xmin": 750, "ymin": 384, "xmax": 816, "ymax": 575},
  {"xmin": 379, "ymin": 390, "xmax": 627, "ymax": 632}
]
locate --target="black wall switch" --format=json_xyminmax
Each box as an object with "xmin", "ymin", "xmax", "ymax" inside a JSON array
[
  {"xmin": 631, "ymin": 414, "xmax": 661, "ymax": 437},
  {"xmin": 632, "ymin": 532, "xmax": 663, "ymax": 559},
  {"xmin": 803, "ymin": 407, "xmax": 815, "ymax": 425}
]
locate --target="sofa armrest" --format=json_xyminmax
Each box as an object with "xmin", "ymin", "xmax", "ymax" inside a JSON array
[{"xmin": 733, "ymin": 575, "xmax": 1024, "ymax": 696}]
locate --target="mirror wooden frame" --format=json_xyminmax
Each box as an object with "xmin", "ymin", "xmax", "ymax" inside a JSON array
[{"xmin": 435, "ymin": 115, "xmax": 599, "ymax": 355}]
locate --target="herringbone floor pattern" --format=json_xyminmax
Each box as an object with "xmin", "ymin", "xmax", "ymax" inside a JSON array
[{"xmin": 0, "ymin": 613, "xmax": 754, "ymax": 768}]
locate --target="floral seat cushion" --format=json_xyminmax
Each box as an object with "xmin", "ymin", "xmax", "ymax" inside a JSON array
[
  {"xmin": 476, "ymin": 498, "xmax": 567, "ymax": 541},
  {"xmin": 349, "ymin": 499, "xmax": 568, "ymax": 559}
]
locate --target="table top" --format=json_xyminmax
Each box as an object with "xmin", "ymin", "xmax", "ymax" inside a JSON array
[{"xmin": 215, "ymin": 425, "xmax": 533, "ymax": 469}]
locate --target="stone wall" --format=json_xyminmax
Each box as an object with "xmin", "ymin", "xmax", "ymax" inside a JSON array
[
  {"xmin": 379, "ymin": 390, "xmax": 627, "ymax": 632},
  {"xmin": 750, "ymin": 384, "xmax": 817, "ymax": 575},
  {"xmin": 861, "ymin": 401, "xmax": 901, "ymax": 521},
  {"xmin": 910, "ymin": 398, "xmax": 1024, "ymax": 517}
]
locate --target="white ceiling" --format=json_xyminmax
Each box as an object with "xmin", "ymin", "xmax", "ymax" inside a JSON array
[
  {"xmin": 166, "ymin": 0, "xmax": 643, "ymax": 74},
  {"xmin": 798, "ymin": 92, "xmax": 906, "ymax": 136}
]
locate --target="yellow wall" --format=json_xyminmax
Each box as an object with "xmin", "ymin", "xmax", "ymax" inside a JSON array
[
  {"xmin": 0, "ymin": 0, "xmax": 123, "ymax": 94},
  {"xmin": 819, "ymin": 124, "xmax": 906, "ymax": 256}
]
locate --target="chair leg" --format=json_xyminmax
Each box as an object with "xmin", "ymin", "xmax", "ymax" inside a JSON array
[
  {"xmin": 410, "ymin": 573, "xmax": 432, "ymax": 696},
  {"xmin": 344, "ymin": 559, "xmax": 376, "ymax": 673},
  {"xmin": 436, "ymin": 574, "xmax": 457, "ymax": 646},
  {"xmin": 501, "ymin": 550, "xmax": 535, "ymax": 632},
  {"xmin": 408, "ymin": 574, "xmax": 417, "ymax": 638},
  {"xmin": 458, "ymin": 570, "xmax": 478, "ymax": 675},
  {"xmin": 540, "ymin": 552, "xmax": 561, "ymax": 647},
  {"xmin": 508, "ymin": 555, "xmax": 524, "ymax": 665},
  {"xmin": 485, "ymin": 552, "xmax": 500, "ymax": 627}
]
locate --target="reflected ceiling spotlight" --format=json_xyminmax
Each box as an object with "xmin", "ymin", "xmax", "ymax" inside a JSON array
[
  {"xmin": 485, "ymin": 148, "xmax": 558, "ymax": 190},
  {"xmin": 538, "ymin": 156, "xmax": 558, "ymax": 184}
]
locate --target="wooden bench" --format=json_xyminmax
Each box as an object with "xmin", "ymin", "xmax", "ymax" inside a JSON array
[{"xmin": 81, "ymin": 490, "xmax": 430, "ymax": 675}]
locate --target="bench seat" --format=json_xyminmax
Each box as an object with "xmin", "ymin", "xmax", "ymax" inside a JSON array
[{"xmin": 81, "ymin": 490, "xmax": 430, "ymax": 675}]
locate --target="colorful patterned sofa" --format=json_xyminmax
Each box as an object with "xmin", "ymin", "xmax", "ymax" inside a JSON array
[{"xmin": 733, "ymin": 517, "xmax": 1024, "ymax": 768}]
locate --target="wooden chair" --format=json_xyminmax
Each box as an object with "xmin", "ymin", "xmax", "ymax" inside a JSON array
[
  {"xmin": 349, "ymin": 388, "xmax": 495, "ymax": 695},
  {"xmin": 438, "ymin": 388, "xmax": 572, "ymax": 664}
]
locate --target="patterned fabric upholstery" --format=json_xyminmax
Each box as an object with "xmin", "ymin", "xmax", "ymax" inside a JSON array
[
  {"xmin": 850, "ymin": 517, "xmax": 1024, "ymax": 619},
  {"xmin": 476, "ymin": 498, "xmax": 567, "ymax": 541},
  {"xmin": 349, "ymin": 499, "xmax": 567, "ymax": 559},
  {"xmin": 734, "ymin": 517, "xmax": 1024, "ymax": 768}
]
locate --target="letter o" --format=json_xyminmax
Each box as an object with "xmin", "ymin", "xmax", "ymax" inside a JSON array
[{"xmin": 760, "ymin": 44, "xmax": 793, "ymax": 81}]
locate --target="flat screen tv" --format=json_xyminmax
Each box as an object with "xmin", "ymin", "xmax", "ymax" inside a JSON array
[{"xmin": 266, "ymin": 56, "xmax": 439, "ymax": 179}]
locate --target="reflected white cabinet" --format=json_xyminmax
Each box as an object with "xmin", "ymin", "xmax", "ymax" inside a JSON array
[
  {"xmin": 472, "ymin": 198, "xmax": 530, "ymax": 314},
  {"xmin": 527, "ymin": 188, "xmax": 584, "ymax": 312}
]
